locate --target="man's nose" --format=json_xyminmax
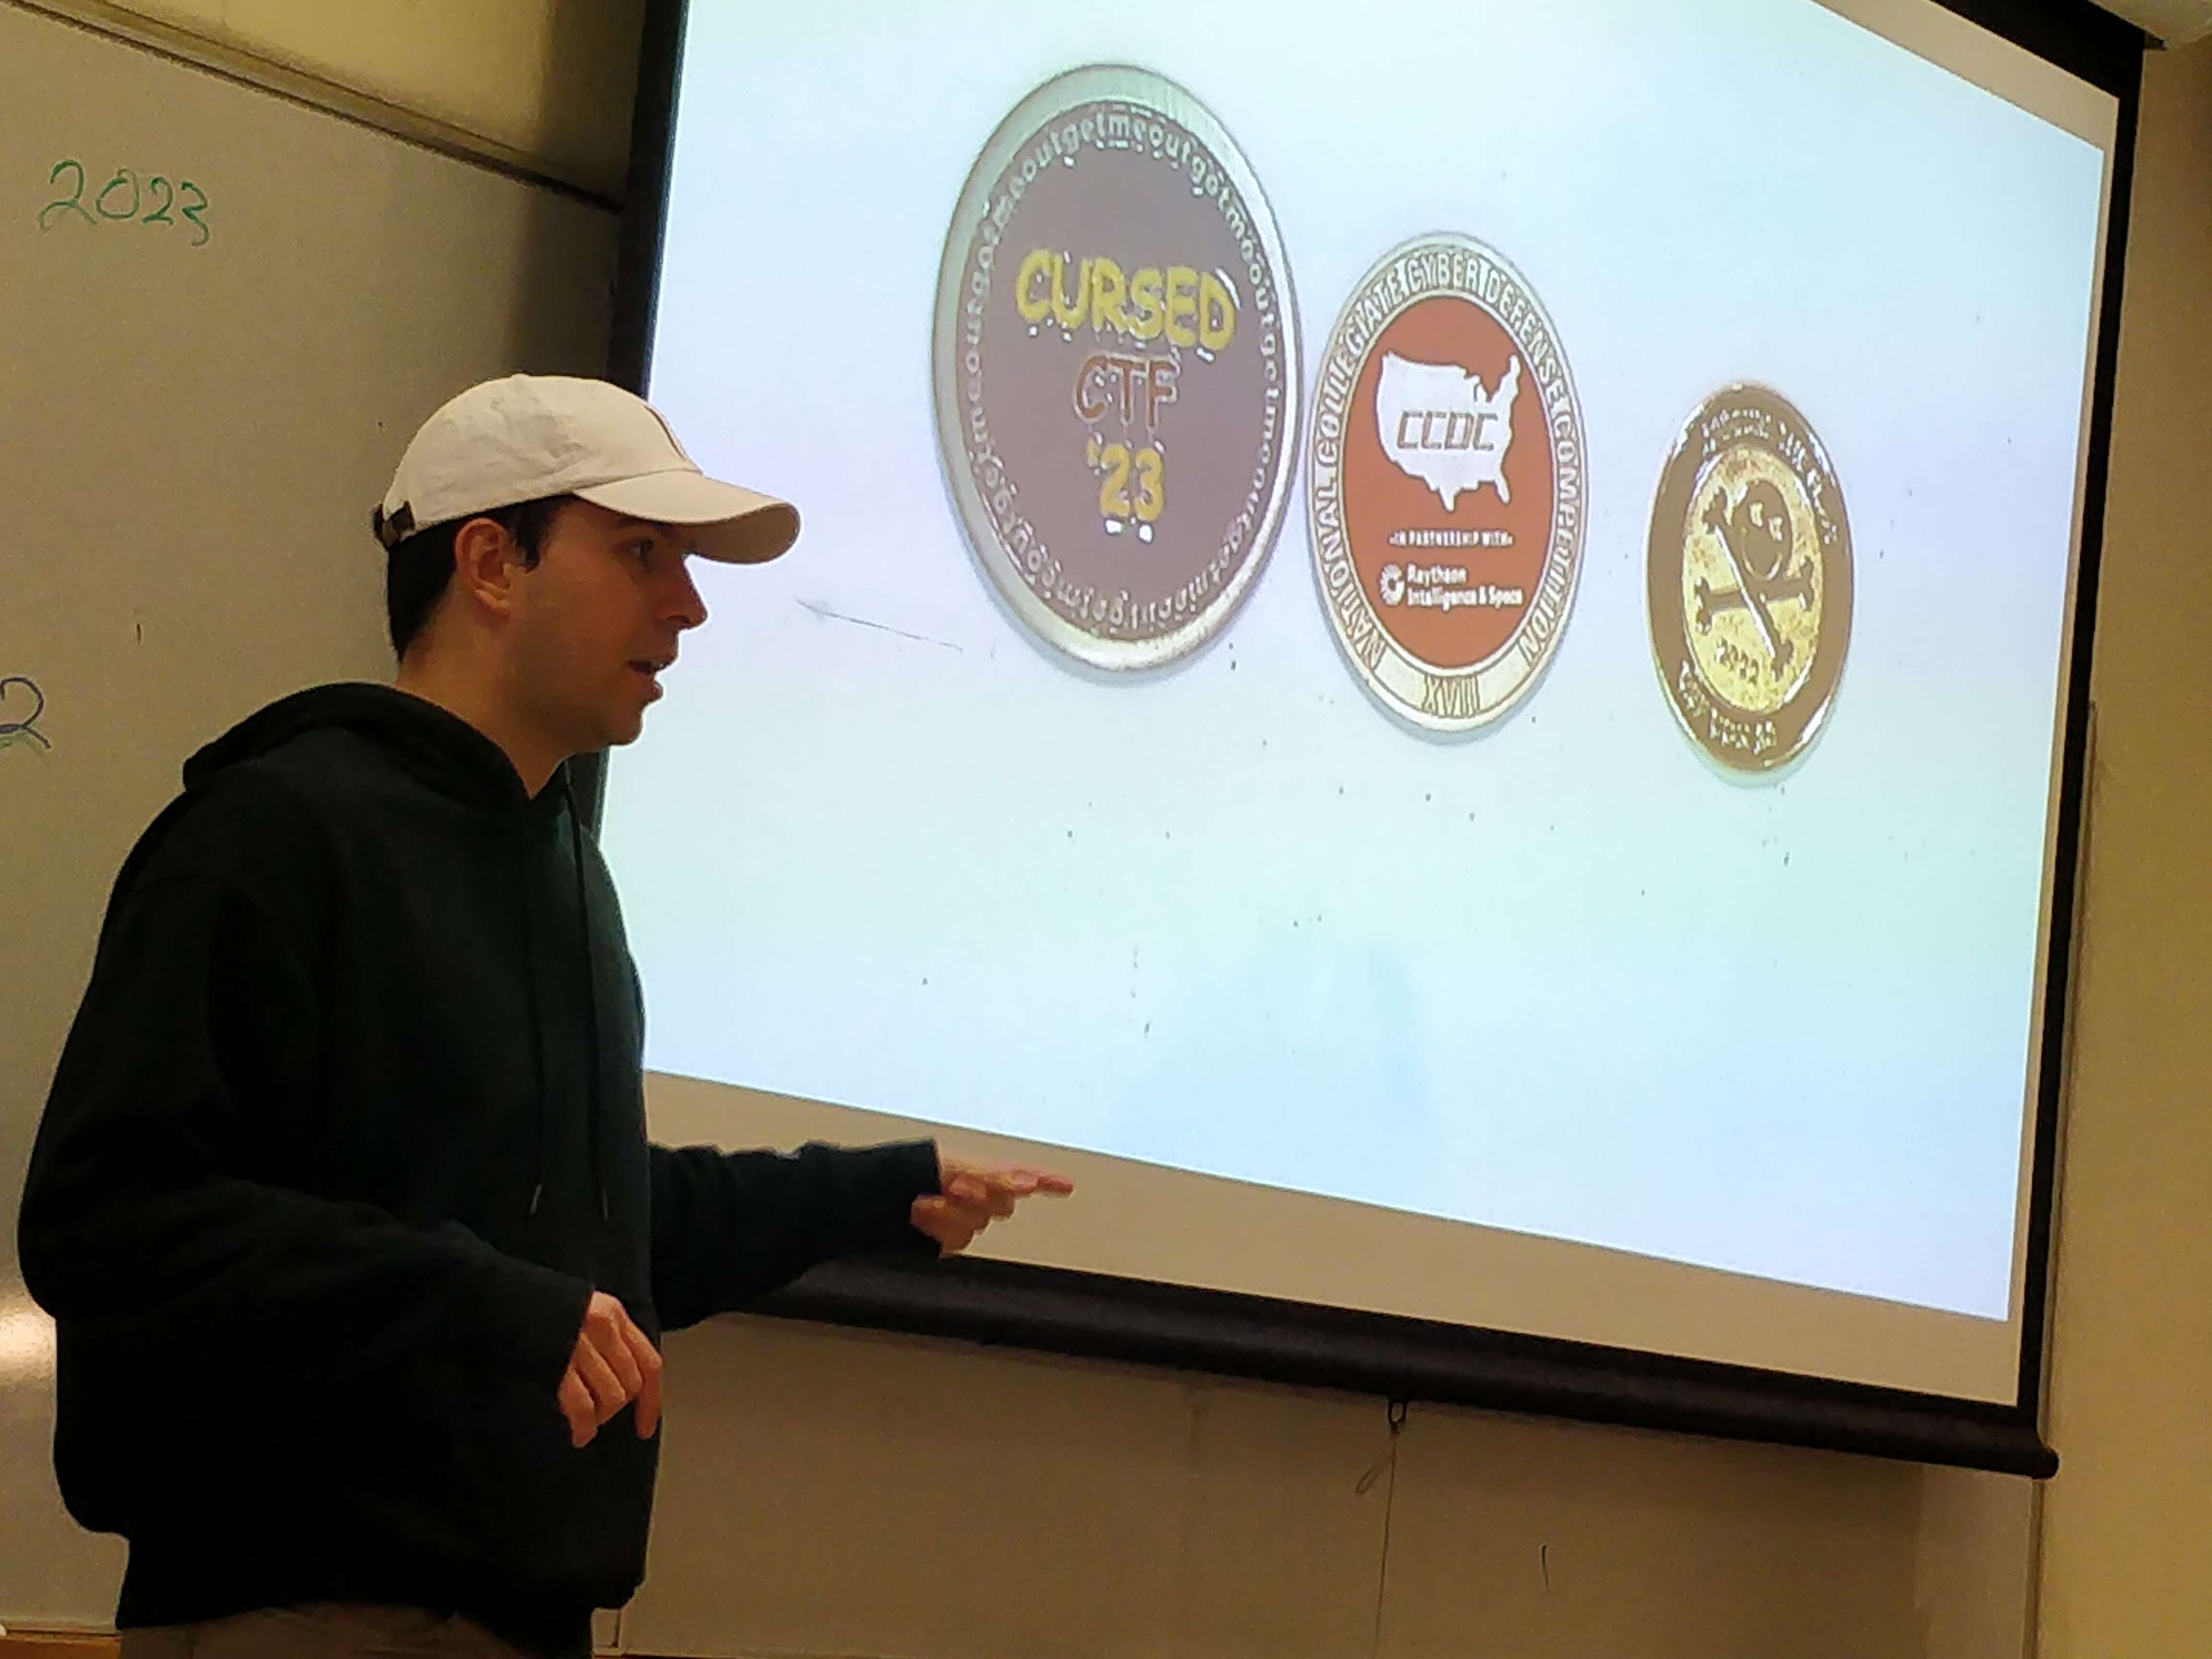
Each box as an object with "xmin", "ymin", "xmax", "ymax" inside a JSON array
[{"xmin": 668, "ymin": 564, "xmax": 709, "ymax": 631}]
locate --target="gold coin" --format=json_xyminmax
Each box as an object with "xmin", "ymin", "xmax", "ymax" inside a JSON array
[{"xmin": 1648, "ymin": 385, "xmax": 1852, "ymax": 774}]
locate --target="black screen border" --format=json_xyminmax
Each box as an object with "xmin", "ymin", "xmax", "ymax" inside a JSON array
[{"xmin": 581, "ymin": 0, "xmax": 2145, "ymax": 1479}]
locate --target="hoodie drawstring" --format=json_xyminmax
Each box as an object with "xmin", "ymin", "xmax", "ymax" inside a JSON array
[
  {"xmin": 522, "ymin": 768, "xmax": 606, "ymax": 1224},
  {"xmin": 522, "ymin": 849, "xmax": 553, "ymax": 1219},
  {"xmin": 561, "ymin": 766, "xmax": 610, "ymax": 1224}
]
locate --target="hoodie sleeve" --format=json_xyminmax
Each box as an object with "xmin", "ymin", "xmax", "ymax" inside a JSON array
[
  {"xmin": 648, "ymin": 1138, "xmax": 942, "ymax": 1331},
  {"xmin": 18, "ymin": 862, "xmax": 593, "ymax": 1407}
]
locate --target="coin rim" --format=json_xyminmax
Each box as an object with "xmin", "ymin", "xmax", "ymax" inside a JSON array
[
  {"xmin": 930, "ymin": 63, "xmax": 1303, "ymax": 673},
  {"xmin": 1646, "ymin": 382, "xmax": 1854, "ymax": 777},
  {"xmin": 1305, "ymin": 231, "xmax": 1587, "ymax": 735}
]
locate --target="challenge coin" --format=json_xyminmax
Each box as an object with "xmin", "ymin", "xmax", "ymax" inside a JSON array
[
  {"xmin": 1307, "ymin": 234, "xmax": 1586, "ymax": 732},
  {"xmin": 1647, "ymin": 385, "xmax": 1852, "ymax": 774},
  {"xmin": 933, "ymin": 66, "xmax": 1300, "ymax": 671}
]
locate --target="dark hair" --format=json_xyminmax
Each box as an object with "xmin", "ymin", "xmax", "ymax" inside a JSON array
[{"xmin": 384, "ymin": 494, "xmax": 572, "ymax": 659}]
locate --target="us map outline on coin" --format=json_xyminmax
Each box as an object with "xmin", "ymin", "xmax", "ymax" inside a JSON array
[{"xmin": 1375, "ymin": 351, "xmax": 1523, "ymax": 511}]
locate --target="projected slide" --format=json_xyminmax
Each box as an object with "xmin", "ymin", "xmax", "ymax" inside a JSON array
[{"xmin": 605, "ymin": 0, "xmax": 2109, "ymax": 1364}]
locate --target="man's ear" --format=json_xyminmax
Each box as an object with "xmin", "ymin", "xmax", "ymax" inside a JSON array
[{"xmin": 451, "ymin": 517, "xmax": 525, "ymax": 620}]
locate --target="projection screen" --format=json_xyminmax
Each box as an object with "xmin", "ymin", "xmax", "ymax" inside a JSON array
[{"xmin": 594, "ymin": 0, "xmax": 2140, "ymax": 1472}]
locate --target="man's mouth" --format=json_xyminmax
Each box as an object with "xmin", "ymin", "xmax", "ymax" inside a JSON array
[{"xmin": 628, "ymin": 655, "xmax": 675, "ymax": 698}]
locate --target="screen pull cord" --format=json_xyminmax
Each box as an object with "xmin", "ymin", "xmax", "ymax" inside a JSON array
[{"xmin": 1358, "ymin": 1398, "xmax": 1408, "ymax": 1659}]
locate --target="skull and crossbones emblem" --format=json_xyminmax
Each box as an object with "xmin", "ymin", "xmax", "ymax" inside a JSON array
[
  {"xmin": 1647, "ymin": 386, "xmax": 1851, "ymax": 775},
  {"xmin": 1694, "ymin": 479, "xmax": 1816, "ymax": 673}
]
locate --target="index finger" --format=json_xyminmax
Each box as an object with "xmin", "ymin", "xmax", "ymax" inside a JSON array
[
  {"xmin": 979, "ymin": 1166, "xmax": 1075, "ymax": 1197},
  {"xmin": 557, "ymin": 1365, "xmax": 597, "ymax": 1448},
  {"xmin": 619, "ymin": 1312, "xmax": 663, "ymax": 1440}
]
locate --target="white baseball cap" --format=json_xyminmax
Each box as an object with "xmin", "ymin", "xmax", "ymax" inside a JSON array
[{"xmin": 373, "ymin": 374, "xmax": 799, "ymax": 564}]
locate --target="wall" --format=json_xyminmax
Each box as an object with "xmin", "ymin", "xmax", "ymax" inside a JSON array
[
  {"xmin": 46, "ymin": 0, "xmax": 643, "ymax": 198},
  {"xmin": 631, "ymin": 1316, "xmax": 1996, "ymax": 1659},
  {"xmin": 2036, "ymin": 33, "xmax": 2212, "ymax": 1659}
]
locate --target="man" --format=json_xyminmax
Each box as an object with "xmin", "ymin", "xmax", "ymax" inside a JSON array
[{"xmin": 17, "ymin": 375, "xmax": 1071, "ymax": 1659}]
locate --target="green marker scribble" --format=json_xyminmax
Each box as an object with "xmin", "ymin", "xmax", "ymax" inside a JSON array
[{"xmin": 0, "ymin": 676, "xmax": 51, "ymax": 750}]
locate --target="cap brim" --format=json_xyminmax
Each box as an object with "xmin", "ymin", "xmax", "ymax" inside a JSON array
[{"xmin": 575, "ymin": 470, "xmax": 799, "ymax": 564}]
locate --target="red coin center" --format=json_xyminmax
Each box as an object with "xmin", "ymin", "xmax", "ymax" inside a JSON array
[{"xmin": 1345, "ymin": 295, "xmax": 1556, "ymax": 672}]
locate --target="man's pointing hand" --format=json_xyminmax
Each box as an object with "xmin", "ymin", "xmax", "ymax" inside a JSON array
[{"xmin": 911, "ymin": 1154, "xmax": 1074, "ymax": 1254}]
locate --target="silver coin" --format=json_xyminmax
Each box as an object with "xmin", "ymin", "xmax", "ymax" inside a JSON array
[{"xmin": 933, "ymin": 65, "xmax": 1301, "ymax": 672}]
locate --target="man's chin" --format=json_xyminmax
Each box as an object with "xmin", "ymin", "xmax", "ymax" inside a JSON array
[{"xmin": 589, "ymin": 703, "xmax": 649, "ymax": 753}]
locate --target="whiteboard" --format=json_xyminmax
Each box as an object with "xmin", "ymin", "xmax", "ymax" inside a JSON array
[{"xmin": 0, "ymin": 0, "xmax": 615, "ymax": 1628}]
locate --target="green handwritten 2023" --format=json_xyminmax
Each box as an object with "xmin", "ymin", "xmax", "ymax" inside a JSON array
[{"xmin": 39, "ymin": 160, "xmax": 209, "ymax": 246}]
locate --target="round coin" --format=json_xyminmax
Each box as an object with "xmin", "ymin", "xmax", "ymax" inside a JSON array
[
  {"xmin": 1306, "ymin": 234, "xmax": 1586, "ymax": 733},
  {"xmin": 1647, "ymin": 385, "xmax": 1852, "ymax": 775},
  {"xmin": 933, "ymin": 66, "xmax": 1300, "ymax": 672}
]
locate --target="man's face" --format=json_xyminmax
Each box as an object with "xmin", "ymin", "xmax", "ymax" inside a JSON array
[{"xmin": 505, "ymin": 500, "xmax": 709, "ymax": 754}]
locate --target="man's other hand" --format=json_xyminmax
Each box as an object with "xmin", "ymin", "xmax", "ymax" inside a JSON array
[
  {"xmin": 558, "ymin": 1290, "xmax": 662, "ymax": 1448},
  {"xmin": 910, "ymin": 1154, "xmax": 1075, "ymax": 1254}
]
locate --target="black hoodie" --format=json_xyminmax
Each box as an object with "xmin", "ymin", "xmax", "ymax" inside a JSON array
[{"xmin": 17, "ymin": 684, "xmax": 940, "ymax": 1657}]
